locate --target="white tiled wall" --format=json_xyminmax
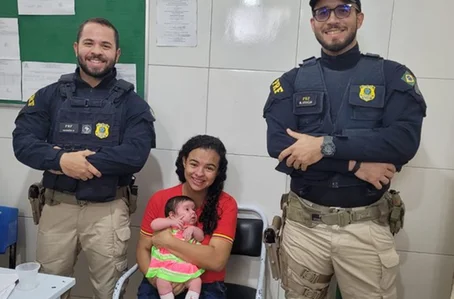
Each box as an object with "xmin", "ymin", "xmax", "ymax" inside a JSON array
[
  {"xmin": 210, "ymin": 0, "xmax": 301, "ymax": 72},
  {"xmin": 388, "ymin": 0, "xmax": 453, "ymax": 79},
  {"xmin": 1, "ymin": 0, "xmax": 452, "ymax": 298}
]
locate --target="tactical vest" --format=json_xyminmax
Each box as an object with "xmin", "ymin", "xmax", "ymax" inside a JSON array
[
  {"xmin": 291, "ymin": 53, "xmax": 386, "ymax": 189},
  {"xmin": 42, "ymin": 73, "xmax": 134, "ymax": 202}
]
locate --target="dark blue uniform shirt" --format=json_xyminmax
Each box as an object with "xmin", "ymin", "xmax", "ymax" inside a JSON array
[
  {"xmin": 263, "ymin": 45, "xmax": 427, "ymax": 207},
  {"xmin": 13, "ymin": 68, "xmax": 156, "ymax": 199}
]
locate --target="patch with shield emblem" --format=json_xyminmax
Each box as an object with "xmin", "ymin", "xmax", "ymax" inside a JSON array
[
  {"xmin": 359, "ymin": 85, "xmax": 376, "ymax": 102},
  {"xmin": 95, "ymin": 123, "xmax": 110, "ymax": 139}
]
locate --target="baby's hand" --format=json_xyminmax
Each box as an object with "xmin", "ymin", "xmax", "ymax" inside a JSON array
[
  {"xmin": 170, "ymin": 216, "xmax": 184, "ymax": 230},
  {"xmin": 183, "ymin": 226, "xmax": 194, "ymax": 241}
]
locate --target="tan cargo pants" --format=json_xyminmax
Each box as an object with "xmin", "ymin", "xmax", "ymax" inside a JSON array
[
  {"xmin": 280, "ymin": 200, "xmax": 400, "ymax": 299},
  {"xmin": 36, "ymin": 188, "xmax": 131, "ymax": 299}
]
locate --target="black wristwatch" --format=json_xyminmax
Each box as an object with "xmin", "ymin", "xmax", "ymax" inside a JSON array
[
  {"xmin": 321, "ymin": 136, "xmax": 336, "ymax": 157},
  {"xmin": 350, "ymin": 161, "xmax": 362, "ymax": 173}
]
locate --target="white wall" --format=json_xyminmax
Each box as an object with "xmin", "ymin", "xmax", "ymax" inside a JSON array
[{"xmin": 1, "ymin": 0, "xmax": 453, "ymax": 298}]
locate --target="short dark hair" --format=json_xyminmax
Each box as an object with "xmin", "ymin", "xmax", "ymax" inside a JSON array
[
  {"xmin": 164, "ymin": 196, "xmax": 195, "ymax": 217},
  {"xmin": 76, "ymin": 17, "xmax": 120, "ymax": 49}
]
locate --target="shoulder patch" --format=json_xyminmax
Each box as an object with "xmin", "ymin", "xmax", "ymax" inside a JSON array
[
  {"xmin": 401, "ymin": 69, "xmax": 422, "ymax": 96},
  {"xmin": 27, "ymin": 93, "xmax": 36, "ymax": 107},
  {"xmin": 401, "ymin": 70, "xmax": 416, "ymax": 87},
  {"xmin": 394, "ymin": 68, "xmax": 422, "ymax": 96},
  {"xmin": 271, "ymin": 78, "xmax": 285, "ymax": 95},
  {"xmin": 263, "ymin": 69, "xmax": 297, "ymax": 117},
  {"xmin": 268, "ymin": 72, "xmax": 295, "ymax": 100},
  {"xmin": 394, "ymin": 68, "xmax": 426, "ymax": 115}
]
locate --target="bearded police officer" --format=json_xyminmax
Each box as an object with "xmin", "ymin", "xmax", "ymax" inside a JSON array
[
  {"xmin": 12, "ymin": 18, "xmax": 156, "ymax": 299},
  {"xmin": 263, "ymin": 0, "xmax": 426, "ymax": 298}
]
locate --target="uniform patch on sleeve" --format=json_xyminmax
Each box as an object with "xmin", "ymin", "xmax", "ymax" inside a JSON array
[
  {"xmin": 401, "ymin": 71, "xmax": 415, "ymax": 86},
  {"xmin": 394, "ymin": 68, "xmax": 426, "ymax": 115},
  {"xmin": 263, "ymin": 73, "xmax": 295, "ymax": 116},
  {"xmin": 272, "ymin": 78, "xmax": 284, "ymax": 94},
  {"xmin": 401, "ymin": 70, "xmax": 422, "ymax": 95},
  {"xmin": 268, "ymin": 75, "xmax": 293, "ymax": 101},
  {"xmin": 27, "ymin": 93, "xmax": 35, "ymax": 107}
]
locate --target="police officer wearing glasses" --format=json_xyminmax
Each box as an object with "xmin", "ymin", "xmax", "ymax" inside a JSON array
[{"xmin": 263, "ymin": 0, "xmax": 426, "ymax": 298}]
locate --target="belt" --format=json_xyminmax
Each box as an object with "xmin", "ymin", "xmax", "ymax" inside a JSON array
[
  {"xmin": 283, "ymin": 191, "xmax": 389, "ymax": 227},
  {"xmin": 44, "ymin": 186, "xmax": 128, "ymax": 206}
]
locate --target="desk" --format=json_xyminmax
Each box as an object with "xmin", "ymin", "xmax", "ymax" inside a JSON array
[{"xmin": 0, "ymin": 267, "xmax": 75, "ymax": 299}]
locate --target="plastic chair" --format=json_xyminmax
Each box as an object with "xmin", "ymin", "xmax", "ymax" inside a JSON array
[
  {"xmin": 113, "ymin": 205, "xmax": 268, "ymax": 299},
  {"xmin": 0, "ymin": 206, "xmax": 19, "ymax": 269}
]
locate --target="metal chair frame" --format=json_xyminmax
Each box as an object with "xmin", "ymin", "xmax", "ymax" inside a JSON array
[{"xmin": 113, "ymin": 205, "xmax": 268, "ymax": 299}]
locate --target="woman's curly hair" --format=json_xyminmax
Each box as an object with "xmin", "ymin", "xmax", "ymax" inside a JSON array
[{"xmin": 175, "ymin": 135, "xmax": 228, "ymax": 235}]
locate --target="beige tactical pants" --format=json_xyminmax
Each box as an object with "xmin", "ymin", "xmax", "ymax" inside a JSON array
[
  {"xmin": 281, "ymin": 219, "xmax": 399, "ymax": 299},
  {"xmin": 36, "ymin": 190, "xmax": 131, "ymax": 299}
]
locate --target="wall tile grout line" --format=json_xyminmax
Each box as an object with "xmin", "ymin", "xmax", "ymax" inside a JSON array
[
  {"xmin": 204, "ymin": 0, "xmax": 215, "ymax": 134},
  {"xmin": 147, "ymin": 64, "xmax": 454, "ymax": 81},
  {"xmin": 386, "ymin": 0, "xmax": 396, "ymax": 58},
  {"xmin": 148, "ymin": 63, "xmax": 293, "ymax": 74},
  {"xmin": 294, "ymin": 0, "xmax": 304, "ymax": 67}
]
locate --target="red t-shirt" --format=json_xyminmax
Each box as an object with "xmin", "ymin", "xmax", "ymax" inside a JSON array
[{"xmin": 140, "ymin": 184, "xmax": 238, "ymax": 283}]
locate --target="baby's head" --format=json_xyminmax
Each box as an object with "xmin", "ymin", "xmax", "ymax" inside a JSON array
[{"xmin": 165, "ymin": 195, "xmax": 197, "ymax": 225}]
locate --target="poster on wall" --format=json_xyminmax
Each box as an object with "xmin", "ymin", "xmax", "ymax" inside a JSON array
[
  {"xmin": 0, "ymin": 60, "xmax": 22, "ymax": 101},
  {"xmin": 18, "ymin": 0, "xmax": 75, "ymax": 15},
  {"xmin": 156, "ymin": 0, "xmax": 197, "ymax": 47},
  {"xmin": 21, "ymin": 61, "xmax": 76, "ymax": 101},
  {"xmin": 116, "ymin": 64, "xmax": 137, "ymax": 90},
  {"xmin": 0, "ymin": 18, "xmax": 20, "ymax": 60}
]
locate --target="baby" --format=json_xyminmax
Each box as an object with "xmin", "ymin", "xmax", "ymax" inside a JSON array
[{"xmin": 146, "ymin": 195, "xmax": 205, "ymax": 299}]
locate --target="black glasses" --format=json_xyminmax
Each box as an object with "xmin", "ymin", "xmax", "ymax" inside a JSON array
[{"xmin": 312, "ymin": 4, "xmax": 358, "ymax": 22}]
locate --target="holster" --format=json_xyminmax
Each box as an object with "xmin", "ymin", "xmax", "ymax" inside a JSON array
[
  {"xmin": 126, "ymin": 176, "xmax": 138, "ymax": 215},
  {"xmin": 264, "ymin": 195, "xmax": 288, "ymax": 281},
  {"xmin": 385, "ymin": 190, "xmax": 405, "ymax": 235},
  {"xmin": 127, "ymin": 185, "xmax": 138, "ymax": 215},
  {"xmin": 28, "ymin": 182, "xmax": 45, "ymax": 225}
]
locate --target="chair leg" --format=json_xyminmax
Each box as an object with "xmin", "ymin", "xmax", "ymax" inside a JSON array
[
  {"xmin": 336, "ymin": 285, "xmax": 342, "ymax": 299},
  {"xmin": 9, "ymin": 243, "xmax": 17, "ymax": 269}
]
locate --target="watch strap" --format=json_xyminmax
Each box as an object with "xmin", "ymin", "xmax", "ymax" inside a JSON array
[{"xmin": 351, "ymin": 161, "xmax": 362, "ymax": 173}]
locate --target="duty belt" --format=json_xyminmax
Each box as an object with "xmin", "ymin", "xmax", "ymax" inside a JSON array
[
  {"xmin": 44, "ymin": 186, "xmax": 128, "ymax": 206},
  {"xmin": 283, "ymin": 191, "xmax": 388, "ymax": 227}
]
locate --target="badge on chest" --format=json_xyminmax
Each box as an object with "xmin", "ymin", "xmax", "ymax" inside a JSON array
[
  {"xmin": 58, "ymin": 122, "xmax": 109, "ymax": 139},
  {"xmin": 359, "ymin": 85, "xmax": 376, "ymax": 102},
  {"xmin": 95, "ymin": 123, "xmax": 110, "ymax": 139}
]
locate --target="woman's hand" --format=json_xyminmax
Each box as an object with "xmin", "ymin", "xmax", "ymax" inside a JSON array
[
  {"xmin": 151, "ymin": 229, "xmax": 174, "ymax": 249},
  {"xmin": 172, "ymin": 282, "xmax": 186, "ymax": 295},
  {"xmin": 147, "ymin": 277, "xmax": 186, "ymax": 295}
]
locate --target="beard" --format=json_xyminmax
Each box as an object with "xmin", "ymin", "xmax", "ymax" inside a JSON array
[
  {"xmin": 77, "ymin": 53, "xmax": 116, "ymax": 79},
  {"xmin": 315, "ymin": 25, "xmax": 357, "ymax": 53}
]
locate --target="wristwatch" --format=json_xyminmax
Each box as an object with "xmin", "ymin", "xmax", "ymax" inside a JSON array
[
  {"xmin": 350, "ymin": 161, "xmax": 362, "ymax": 173},
  {"xmin": 321, "ymin": 136, "xmax": 336, "ymax": 157}
]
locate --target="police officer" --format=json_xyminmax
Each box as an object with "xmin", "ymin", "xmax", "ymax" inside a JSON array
[
  {"xmin": 12, "ymin": 18, "xmax": 156, "ymax": 299},
  {"xmin": 263, "ymin": 0, "xmax": 426, "ymax": 298}
]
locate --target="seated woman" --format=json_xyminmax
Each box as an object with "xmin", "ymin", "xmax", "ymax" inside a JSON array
[{"xmin": 137, "ymin": 135, "xmax": 238, "ymax": 299}]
